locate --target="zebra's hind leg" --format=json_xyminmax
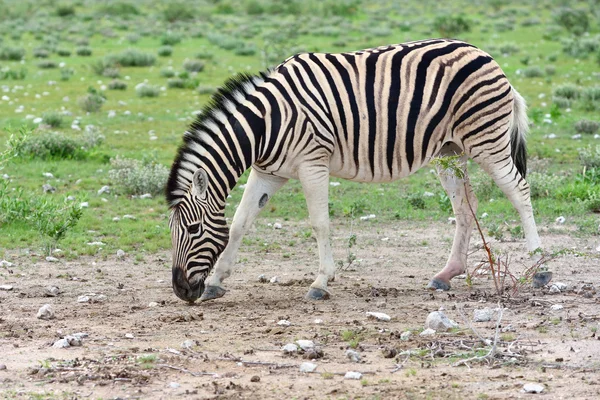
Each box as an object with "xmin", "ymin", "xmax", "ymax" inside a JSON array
[
  {"xmin": 428, "ymin": 154, "xmax": 477, "ymax": 291},
  {"xmin": 298, "ymin": 164, "xmax": 335, "ymax": 300},
  {"xmin": 200, "ymin": 169, "xmax": 288, "ymax": 302}
]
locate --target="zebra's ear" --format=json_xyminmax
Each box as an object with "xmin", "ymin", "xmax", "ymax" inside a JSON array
[{"xmin": 191, "ymin": 168, "xmax": 208, "ymax": 198}]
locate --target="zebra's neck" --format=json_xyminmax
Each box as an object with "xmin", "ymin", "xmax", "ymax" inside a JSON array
[{"xmin": 166, "ymin": 72, "xmax": 270, "ymax": 208}]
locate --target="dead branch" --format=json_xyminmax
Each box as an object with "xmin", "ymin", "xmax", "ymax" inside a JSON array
[
  {"xmin": 158, "ymin": 364, "xmax": 218, "ymax": 377},
  {"xmin": 453, "ymin": 306, "xmax": 504, "ymax": 367}
]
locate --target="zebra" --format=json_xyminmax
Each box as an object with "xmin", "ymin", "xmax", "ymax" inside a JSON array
[{"xmin": 167, "ymin": 38, "xmax": 542, "ymax": 303}]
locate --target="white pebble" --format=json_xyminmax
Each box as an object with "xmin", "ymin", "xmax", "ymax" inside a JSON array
[
  {"xmin": 550, "ymin": 304, "xmax": 564, "ymax": 311},
  {"xmin": 169, "ymin": 382, "xmax": 180, "ymax": 389},
  {"xmin": 282, "ymin": 343, "xmax": 298, "ymax": 353},
  {"xmin": 97, "ymin": 185, "xmax": 110, "ymax": 195},
  {"xmin": 277, "ymin": 319, "xmax": 291, "ymax": 326},
  {"xmin": 77, "ymin": 295, "xmax": 90, "ymax": 303},
  {"xmin": 344, "ymin": 371, "xmax": 362, "ymax": 380},
  {"xmin": 148, "ymin": 301, "xmax": 159, "ymax": 307},
  {"xmin": 400, "ymin": 331, "xmax": 412, "ymax": 341},
  {"xmin": 420, "ymin": 328, "xmax": 436, "ymax": 336},
  {"xmin": 37, "ymin": 304, "xmax": 54, "ymax": 320},
  {"xmin": 273, "ymin": 222, "xmax": 282, "ymax": 229},
  {"xmin": 345, "ymin": 349, "xmax": 361, "ymax": 363},
  {"xmin": 366, "ymin": 311, "xmax": 391, "ymax": 321},
  {"xmin": 46, "ymin": 256, "xmax": 59, "ymax": 263},
  {"xmin": 555, "ymin": 216, "xmax": 565, "ymax": 224},
  {"xmin": 295, "ymin": 340, "xmax": 314, "ymax": 350},
  {"xmin": 299, "ymin": 362, "xmax": 317, "ymax": 373},
  {"xmin": 117, "ymin": 249, "xmax": 126, "ymax": 259},
  {"xmin": 269, "ymin": 276, "xmax": 279, "ymax": 284},
  {"xmin": 0, "ymin": 284, "xmax": 13, "ymax": 291},
  {"xmin": 522, "ymin": 383, "xmax": 544, "ymax": 393}
]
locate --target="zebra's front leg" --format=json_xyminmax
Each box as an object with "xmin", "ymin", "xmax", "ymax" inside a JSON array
[
  {"xmin": 299, "ymin": 165, "xmax": 335, "ymax": 300},
  {"xmin": 200, "ymin": 169, "xmax": 288, "ymax": 302}
]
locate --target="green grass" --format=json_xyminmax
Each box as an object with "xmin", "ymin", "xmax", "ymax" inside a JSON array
[{"xmin": 0, "ymin": 0, "xmax": 599, "ymax": 257}]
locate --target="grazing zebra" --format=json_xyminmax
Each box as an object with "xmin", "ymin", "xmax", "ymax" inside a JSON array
[{"xmin": 167, "ymin": 38, "xmax": 541, "ymax": 303}]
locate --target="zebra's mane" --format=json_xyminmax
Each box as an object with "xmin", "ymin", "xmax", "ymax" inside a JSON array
[{"xmin": 166, "ymin": 70, "xmax": 271, "ymax": 208}]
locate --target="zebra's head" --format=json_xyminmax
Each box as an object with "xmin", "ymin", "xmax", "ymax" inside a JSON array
[{"xmin": 169, "ymin": 168, "xmax": 229, "ymax": 302}]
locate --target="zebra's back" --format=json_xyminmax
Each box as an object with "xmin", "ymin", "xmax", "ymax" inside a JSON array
[{"xmin": 265, "ymin": 39, "xmax": 513, "ymax": 182}]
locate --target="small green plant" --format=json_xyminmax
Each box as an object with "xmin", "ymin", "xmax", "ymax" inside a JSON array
[
  {"xmin": 33, "ymin": 47, "xmax": 50, "ymax": 58},
  {"xmin": 136, "ymin": 83, "xmax": 160, "ymax": 98},
  {"xmin": 105, "ymin": 49, "xmax": 156, "ymax": 67},
  {"xmin": 0, "ymin": 46, "xmax": 25, "ymax": 61},
  {"xmin": 60, "ymin": 67, "xmax": 74, "ymax": 81},
  {"xmin": 56, "ymin": 48, "xmax": 71, "ymax": 57},
  {"xmin": 574, "ymin": 119, "xmax": 599, "ymax": 135},
  {"xmin": 55, "ymin": 3, "xmax": 75, "ymax": 17},
  {"xmin": 579, "ymin": 145, "xmax": 600, "ymax": 169},
  {"xmin": 183, "ymin": 59, "xmax": 204, "ymax": 72},
  {"xmin": 433, "ymin": 15, "xmax": 471, "ymax": 37},
  {"xmin": 160, "ymin": 69, "xmax": 176, "ymax": 78},
  {"xmin": 78, "ymin": 87, "xmax": 106, "ymax": 113},
  {"xmin": 108, "ymin": 79, "xmax": 127, "ymax": 90},
  {"xmin": 553, "ymin": 7, "xmax": 589, "ymax": 35},
  {"xmin": 157, "ymin": 45, "xmax": 173, "ymax": 57},
  {"xmin": 197, "ymin": 85, "xmax": 216, "ymax": 95},
  {"xmin": 75, "ymin": 46, "xmax": 92, "ymax": 56},
  {"xmin": 41, "ymin": 111, "xmax": 64, "ymax": 128},
  {"xmin": 108, "ymin": 156, "xmax": 169, "ymax": 195},
  {"xmin": 37, "ymin": 60, "xmax": 58, "ymax": 69},
  {"xmin": 522, "ymin": 66, "xmax": 543, "ymax": 78},
  {"xmin": 163, "ymin": 3, "xmax": 194, "ymax": 22},
  {"xmin": 0, "ymin": 66, "xmax": 27, "ymax": 80},
  {"xmin": 553, "ymin": 84, "xmax": 580, "ymax": 99},
  {"xmin": 408, "ymin": 194, "xmax": 426, "ymax": 209},
  {"xmin": 160, "ymin": 32, "xmax": 182, "ymax": 46}
]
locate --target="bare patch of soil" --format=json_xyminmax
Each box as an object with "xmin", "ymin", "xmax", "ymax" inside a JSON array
[{"xmin": 1, "ymin": 221, "xmax": 600, "ymax": 399}]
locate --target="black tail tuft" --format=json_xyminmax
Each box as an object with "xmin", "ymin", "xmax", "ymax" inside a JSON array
[{"xmin": 510, "ymin": 89, "xmax": 529, "ymax": 178}]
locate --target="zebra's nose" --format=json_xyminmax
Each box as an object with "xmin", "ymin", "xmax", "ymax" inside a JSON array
[{"xmin": 172, "ymin": 268, "xmax": 203, "ymax": 303}]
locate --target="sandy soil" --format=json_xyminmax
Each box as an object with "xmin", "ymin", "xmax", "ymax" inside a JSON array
[{"xmin": 1, "ymin": 220, "xmax": 600, "ymax": 400}]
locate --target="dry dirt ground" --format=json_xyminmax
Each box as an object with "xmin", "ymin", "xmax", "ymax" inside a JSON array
[{"xmin": 1, "ymin": 220, "xmax": 600, "ymax": 400}]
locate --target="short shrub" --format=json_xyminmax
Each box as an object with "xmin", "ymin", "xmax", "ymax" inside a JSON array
[
  {"xmin": 194, "ymin": 51, "xmax": 214, "ymax": 60},
  {"xmin": 234, "ymin": 43, "xmax": 257, "ymax": 56},
  {"xmin": 160, "ymin": 68, "xmax": 176, "ymax": 78},
  {"xmin": 183, "ymin": 59, "xmax": 204, "ymax": 72},
  {"xmin": 136, "ymin": 83, "xmax": 160, "ymax": 98},
  {"xmin": 544, "ymin": 66, "xmax": 556, "ymax": 76},
  {"xmin": 167, "ymin": 78, "xmax": 186, "ymax": 88},
  {"xmin": 579, "ymin": 145, "xmax": 600, "ymax": 169},
  {"xmin": 56, "ymin": 48, "xmax": 72, "ymax": 57},
  {"xmin": 581, "ymin": 87, "xmax": 600, "ymax": 111},
  {"xmin": 160, "ymin": 32, "xmax": 182, "ymax": 46},
  {"xmin": 574, "ymin": 119, "xmax": 599, "ymax": 135},
  {"xmin": 21, "ymin": 132, "xmax": 86, "ymax": 160},
  {"xmin": 56, "ymin": 4, "xmax": 76, "ymax": 17},
  {"xmin": 76, "ymin": 46, "xmax": 92, "ymax": 56},
  {"xmin": 108, "ymin": 79, "xmax": 127, "ymax": 90},
  {"xmin": 81, "ymin": 125, "xmax": 105, "ymax": 148},
  {"xmin": 407, "ymin": 194, "xmax": 426, "ymax": 210},
  {"xmin": 105, "ymin": 49, "xmax": 156, "ymax": 67},
  {"xmin": 206, "ymin": 32, "xmax": 238, "ymax": 50},
  {"xmin": 126, "ymin": 33, "xmax": 140, "ymax": 43},
  {"xmin": 37, "ymin": 60, "xmax": 58, "ymax": 69},
  {"xmin": 41, "ymin": 111, "xmax": 64, "ymax": 128},
  {"xmin": 521, "ymin": 17, "xmax": 540, "ymax": 27},
  {"xmin": 527, "ymin": 172, "xmax": 565, "ymax": 199},
  {"xmin": 33, "ymin": 48, "xmax": 50, "ymax": 58},
  {"xmin": 498, "ymin": 42, "xmax": 520, "ymax": 55},
  {"xmin": 78, "ymin": 87, "xmax": 106, "ymax": 113},
  {"xmin": 197, "ymin": 85, "xmax": 216, "ymax": 95},
  {"xmin": 0, "ymin": 66, "xmax": 27, "ymax": 80},
  {"xmin": 164, "ymin": 3, "xmax": 194, "ymax": 22},
  {"xmin": 91, "ymin": 59, "xmax": 119, "ymax": 77},
  {"xmin": 157, "ymin": 45, "xmax": 173, "ymax": 57},
  {"xmin": 553, "ymin": 84, "xmax": 579, "ymax": 99},
  {"xmin": 553, "ymin": 7, "xmax": 589, "ymax": 35},
  {"xmin": 433, "ymin": 15, "xmax": 471, "ymax": 38},
  {"xmin": 101, "ymin": 2, "xmax": 140, "ymax": 16},
  {"xmin": 108, "ymin": 156, "xmax": 169, "ymax": 195},
  {"xmin": 561, "ymin": 36, "xmax": 600, "ymax": 59},
  {"xmin": 552, "ymin": 96, "xmax": 571, "ymax": 109},
  {"xmin": 0, "ymin": 46, "xmax": 25, "ymax": 61},
  {"xmin": 522, "ymin": 66, "xmax": 543, "ymax": 78}
]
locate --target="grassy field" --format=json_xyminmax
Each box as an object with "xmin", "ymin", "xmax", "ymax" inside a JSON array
[{"xmin": 0, "ymin": 0, "xmax": 599, "ymax": 259}]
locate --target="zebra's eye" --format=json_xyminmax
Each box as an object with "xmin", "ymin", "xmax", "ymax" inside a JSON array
[{"xmin": 187, "ymin": 223, "xmax": 201, "ymax": 234}]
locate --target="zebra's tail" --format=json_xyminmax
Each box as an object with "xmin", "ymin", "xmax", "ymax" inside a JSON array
[{"xmin": 509, "ymin": 88, "xmax": 529, "ymax": 178}]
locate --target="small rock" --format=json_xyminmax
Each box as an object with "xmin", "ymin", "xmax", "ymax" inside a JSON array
[
  {"xmin": 148, "ymin": 301, "xmax": 159, "ymax": 307},
  {"xmin": 42, "ymin": 172, "xmax": 54, "ymax": 178},
  {"xmin": 250, "ymin": 375, "xmax": 260, "ymax": 382},
  {"xmin": 52, "ymin": 338, "xmax": 70, "ymax": 348},
  {"xmin": 42, "ymin": 184, "xmax": 56, "ymax": 193},
  {"xmin": 112, "ymin": 217, "xmax": 121, "ymax": 222},
  {"xmin": 123, "ymin": 214, "xmax": 136, "ymax": 220},
  {"xmin": 553, "ymin": 282, "xmax": 568, "ymax": 291},
  {"xmin": 0, "ymin": 364, "xmax": 6, "ymax": 370},
  {"xmin": 140, "ymin": 193, "xmax": 152, "ymax": 199},
  {"xmin": 0, "ymin": 260, "xmax": 14, "ymax": 267},
  {"xmin": 501, "ymin": 324, "xmax": 515, "ymax": 333},
  {"xmin": 381, "ymin": 346, "xmax": 397, "ymax": 358},
  {"xmin": 550, "ymin": 304, "xmax": 564, "ymax": 311},
  {"xmin": 273, "ymin": 222, "xmax": 283, "ymax": 229},
  {"xmin": 71, "ymin": 332, "xmax": 88, "ymax": 340},
  {"xmin": 181, "ymin": 339, "xmax": 197, "ymax": 349},
  {"xmin": 37, "ymin": 304, "xmax": 54, "ymax": 320},
  {"xmin": 473, "ymin": 308, "xmax": 493, "ymax": 322},
  {"xmin": 116, "ymin": 249, "xmax": 126, "ymax": 259},
  {"xmin": 45, "ymin": 286, "xmax": 59, "ymax": 297},
  {"xmin": 448, "ymin": 217, "xmax": 456, "ymax": 224},
  {"xmin": 46, "ymin": 256, "xmax": 59, "ymax": 263},
  {"xmin": 95, "ymin": 294, "xmax": 107, "ymax": 302},
  {"xmin": 0, "ymin": 284, "xmax": 13, "ymax": 291},
  {"xmin": 299, "ymin": 362, "xmax": 317, "ymax": 373},
  {"xmin": 79, "ymin": 202, "xmax": 89, "ymax": 208},
  {"xmin": 296, "ymin": 340, "xmax": 315, "ymax": 350},
  {"xmin": 400, "ymin": 331, "xmax": 412, "ymax": 341},
  {"xmin": 282, "ymin": 343, "xmax": 298, "ymax": 354},
  {"xmin": 532, "ymin": 271, "xmax": 553, "ymax": 288},
  {"xmin": 345, "ymin": 349, "xmax": 361, "ymax": 363},
  {"xmin": 344, "ymin": 371, "xmax": 362, "ymax": 380},
  {"xmin": 97, "ymin": 185, "xmax": 110, "ymax": 195},
  {"xmin": 360, "ymin": 214, "xmax": 376, "ymax": 221},
  {"xmin": 420, "ymin": 328, "xmax": 436, "ymax": 337},
  {"xmin": 77, "ymin": 295, "xmax": 90, "ymax": 303},
  {"xmin": 314, "ymin": 319, "xmax": 323, "ymax": 324},
  {"xmin": 258, "ymin": 274, "xmax": 268, "ymax": 283},
  {"xmin": 277, "ymin": 319, "xmax": 291, "ymax": 326},
  {"xmin": 425, "ymin": 311, "xmax": 458, "ymax": 332},
  {"xmin": 87, "ymin": 241, "xmax": 105, "ymax": 246},
  {"xmin": 65, "ymin": 335, "xmax": 82, "ymax": 346},
  {"xmin": 549, "ymin": 285, "xmax": 561, "ymax": 294},
  {"xmin": 169, "ymin": 382, "xmax": 180, "ymax": 389},
  {"xmin": 124, "ymin": 333, "xmax": 134, "ymax": 339},
  {"xmin": 269, "ymin": 276, "xmax": 279, "ymax": 284},
  {"xmin": 522, "ymin": 383, "xmax": 544, "ymax": 393},
  {"xmin": 555, "ymin": 216, "xmax": 565, "ymax": 224},
  {"xmin": 366, "ymin": 311, "xmax": 391, "ymax": 321}
]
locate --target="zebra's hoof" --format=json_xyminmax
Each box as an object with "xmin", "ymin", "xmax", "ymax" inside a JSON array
[
  {"xmin": 426, "ymin": 278, "xmax": 451, "ymax": 291},
  {"xmin": 305, "ymin": 287, "xmax": 331, "ymax": 300},
  {"xmin": 199, "ymin": 285, "xmax": 226, "ymax": 302}
]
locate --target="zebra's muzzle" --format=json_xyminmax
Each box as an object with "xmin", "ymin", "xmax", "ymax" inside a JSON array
[{"xmin": 172, "ymin": 268, "xmax": 203, "ymax": 302}]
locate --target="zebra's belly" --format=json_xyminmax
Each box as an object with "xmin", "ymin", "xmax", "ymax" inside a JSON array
[{"xmin": 328, "ymin": 156, "xmax": 417, "ymax": 183}]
